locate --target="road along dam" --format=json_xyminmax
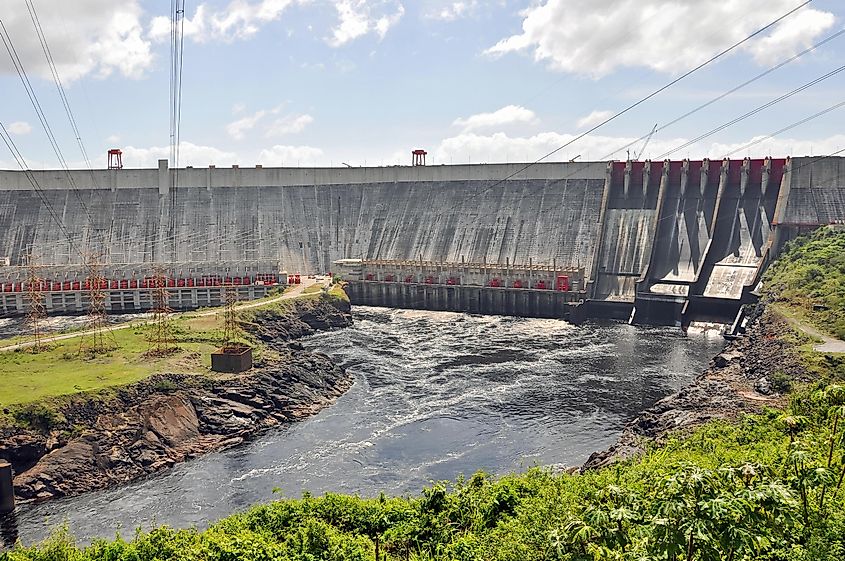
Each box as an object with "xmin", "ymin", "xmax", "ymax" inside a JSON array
[{"xmin": 1, "ymin": 156, "xmax": 843, "ymax": 325}]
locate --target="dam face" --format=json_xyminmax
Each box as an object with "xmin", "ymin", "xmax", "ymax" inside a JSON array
[{"xmin": 0, "ymin": 157, "xmax": 842, "ymax": 324}]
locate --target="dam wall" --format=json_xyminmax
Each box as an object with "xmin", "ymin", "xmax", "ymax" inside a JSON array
[
  {"xmin": 0, "ymin": 162, "xmax": 606, "ymax": 277},
  {"xmin": 1, "ymin": 157, "xmax": 844, "ymax": 324}
]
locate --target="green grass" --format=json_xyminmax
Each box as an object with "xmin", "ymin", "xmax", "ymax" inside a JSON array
[
  {"xmin": 0, "ymin": 285, "xmax": 347, "ymax": 409},
  {"xmin": 0, "ymin": 318, "xmax": 221, "ymax": 408}
]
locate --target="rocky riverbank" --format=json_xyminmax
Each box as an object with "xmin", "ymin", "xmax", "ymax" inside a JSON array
[
  {"xmin": 583, "ymin": 305, "xmax": 811, "ymax": 470},
  {"xmin": 0, "ymin": 295, "xmax": 353, "ymax": 503}
]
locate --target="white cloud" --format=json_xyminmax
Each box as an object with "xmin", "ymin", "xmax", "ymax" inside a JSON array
[
  {"xmin": 258, "ymin": 144, "xmax": 324, "ymax": 165},
  {"xmin": 426, "ymin": 1, "xmax": 479, "ymax": 21},
  {"xmin": 433, "ymin": 131, "xmax": 845, "ymax": 164},
  {"xmin": 120, "ymin": 142, "xmax": 238, "ymax": 167},
  {"xmin": 266, "ymin": 114, "xmax": 314, "ymax": 137},
  {"xmin": 0, "ymin": 0, "xmax": 153, "ymax": 81},
  {"xmin": 149, "ymin": 0, "xmax": 305, "ymax": 43},
  {"xmin": 747, "ymin": 10, "xmax": 837, "ymax": 66},
  {"xmin": 105, "ymin": 134, "xmax": 121, "ymax": 144},
  {"xmin": 487, "ymin": 0, "xmax": 835, "ymax": 76},
  {"xmin": 227, "ymin": 109, "xmax": 271, "ymax": 140},
  {"xmin": 328, "ymin": 0, "xmax": 404, "ymax": 47},
  {"xmin": 226, "ymin": 107, "xmax": 312, "ymax": 139},
  {"xmin": 149, "ymin": 0, "xmax": 403, "ymax": 46},
  {"xmin": 7, "ymin": 121, "xmax": 32, "ymax": 135},
  {"xmin": 711, "ymin": 134, "xmax": 845, "ymax": 159},
  {"xmin": 576, "ymin": 110, "xmax": 614, "ymax": 129},
  {"xmin": 453, "ymin": 105, "xmax": 538, "ymax": 132}
]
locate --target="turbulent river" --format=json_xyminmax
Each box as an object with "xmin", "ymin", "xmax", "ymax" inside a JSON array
[{"xmin": 2, "ymin": 307, "xmax": 724, "ymax": 547}]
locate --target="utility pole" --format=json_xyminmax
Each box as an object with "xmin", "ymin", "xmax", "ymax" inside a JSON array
[{"xmin": 24, "ymin": 253, "xmax": 46, "ymax": 353}]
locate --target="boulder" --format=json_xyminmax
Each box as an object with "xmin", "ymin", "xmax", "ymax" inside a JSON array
[{"xmin": 140, "ymin": 394, "xmax": 200, "ymax": 447}]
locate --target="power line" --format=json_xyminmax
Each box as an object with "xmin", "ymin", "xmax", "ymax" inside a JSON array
[
  {"xmin": 603, "ymin": 26, "xmax": 845, "ymax": 161},
  {"xmin": 170, "ymin": 0, "xmax": 186, "ymax": 169},
  {"xmin": 655, "ymin": 63, "xmax": 845, "ymax": 159},
  {"xmin": 0, "ymin": 17, "xmax": 98, "ymax": 235},
  {"xmin": 436, "ymin": 0, "xmax": 815, "ymax": 216},
  {"xmin": 25, "ymin": 0, "xmax": 100, "ymax": 179},
  {"xmin": 725, "ymin": 100, "xmax": 845, "ymax": 158},
  {"xmin": 0, "ymin": 122, "xmax": 83, "ymax": 262}
]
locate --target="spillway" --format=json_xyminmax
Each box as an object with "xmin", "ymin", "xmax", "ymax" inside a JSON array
[{"xmin": 1, "ymin": 157, "xmax": 842, "ymax": 325}]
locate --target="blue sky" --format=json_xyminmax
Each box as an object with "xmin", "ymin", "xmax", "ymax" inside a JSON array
[{"xmin": 1, "ymin": 0, "xmax": 844, "ymax": 169}]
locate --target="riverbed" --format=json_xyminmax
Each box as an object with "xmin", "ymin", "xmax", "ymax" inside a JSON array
[{"xmin": 3, "ymin": 307, "xmax": 724, "ymax": 547}]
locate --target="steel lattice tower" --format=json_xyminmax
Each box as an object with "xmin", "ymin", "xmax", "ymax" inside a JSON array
[{"xmin": 24, "ymin": 254, "xmax": 46, "ymax": 353}]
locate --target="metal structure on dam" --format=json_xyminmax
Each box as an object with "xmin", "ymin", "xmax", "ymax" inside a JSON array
[{"xmin": 1, "ymin": 156, "xmax": 843, "ymax": 324}]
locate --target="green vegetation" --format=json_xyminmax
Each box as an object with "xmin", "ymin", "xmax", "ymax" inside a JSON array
[
  {"xmin": 7, "ymin": 234, "xmax": 845, "ymax": 559},
  {"xmin": 0, "ymin": 320, "xmax": 219, "ymax": 408},
  {"xmin": 764, "ymin": 227, "xmax": 845, "ymax": 340}
]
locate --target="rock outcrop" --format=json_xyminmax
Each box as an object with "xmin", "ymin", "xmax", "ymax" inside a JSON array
[{"xmin": 3, "ymin": 296, "xmax": 353, "ymax": 503}]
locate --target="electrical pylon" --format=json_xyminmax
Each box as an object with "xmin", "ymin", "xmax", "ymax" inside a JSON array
[
  {"xmin": 147, "ymin": 265, "xmax": 177, "ymax": 356},
  {"xmin": 24, "ymin": 253, "xmax": 47, "ymax": 353},
  {"xmin": 79, "ymin": 251, "xmax": 115, "ymax": 355},
  {"xmin": 222, "ymin": 281, "xmax": 239, "ymax": 348}
]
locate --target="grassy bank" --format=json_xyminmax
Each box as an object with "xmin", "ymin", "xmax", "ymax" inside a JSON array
[
  {"xmin": 7, "ymin": 233, "xmax": 845, "ymax": 560},
  {"xmin": 0, "ymin": 285, "xmax": 345, "ymax": 411},
  {"xmin": 764, "ymin": 227, "xmax": 845, "ymax": 340}
]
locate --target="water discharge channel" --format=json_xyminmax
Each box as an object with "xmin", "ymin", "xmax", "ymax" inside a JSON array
[{"xmin": 3, "ymin": 307, "xmax": 724, "ymax": 546}]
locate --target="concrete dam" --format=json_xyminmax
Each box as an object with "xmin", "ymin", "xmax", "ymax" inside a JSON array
[{"xmin": 1, "ymin": 156, "xmax": 843, "ymax": 324}]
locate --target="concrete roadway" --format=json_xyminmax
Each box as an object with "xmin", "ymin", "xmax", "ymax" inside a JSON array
[{"xmin": 0, "ymin": 276, "xmax": 329, "ymax": 353}]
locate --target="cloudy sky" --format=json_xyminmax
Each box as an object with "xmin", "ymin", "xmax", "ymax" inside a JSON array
[{"xmin": 0, "ymin": 0, "xmax": 843, "ymax": 169}]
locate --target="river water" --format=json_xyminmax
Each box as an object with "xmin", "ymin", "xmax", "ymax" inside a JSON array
[{"xmin": 2, "ymin": 307, "xmax": 723, "ymax": 547}]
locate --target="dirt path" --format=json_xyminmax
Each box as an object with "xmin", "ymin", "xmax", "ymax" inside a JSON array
[
  {"xmin": 0, "ymin": 278, "xmax": 328, "ymax": 352},
  {"xmin": 781, "ymin": 314, "xmax": 845, "ymax": 354}
]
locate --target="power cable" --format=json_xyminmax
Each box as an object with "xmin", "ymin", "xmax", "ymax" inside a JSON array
[
  {"xmin": 24, "ymin": 0, "xmax": 94, "ymax": 171},
  {"xmin": 603, "ymin": 26, "xmax": 845, "ymax": 161},
  {"xmin": 170, "ymin": 0, "xmax": 186, "ymax": 169},
  {"xmin": 0, "ymin": 122, "xmax": 83, "ymax": 262},
  {"xmin": 724, "ymin": 100, "xmax": 845, "ymax": 158},
  {"xmin": 426, "ymin": 58, "xmax": 845, "ymax": 241},
  {"xmin": 0, "ymin": 18, "xmax": 98, "ymax": 233},
  {"xmin": 655, "ymin": 63, "xmax": 845, "ymax": 159},
  {"xmin": 434, "ymin": 0, "xmax": 815, "ymax": 216}
]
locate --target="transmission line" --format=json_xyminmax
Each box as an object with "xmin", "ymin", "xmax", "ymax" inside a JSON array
[
  {"xmin": 0, "ymin": 17, "xmax": 99, "ymax": 242},
  {"xmin": 723, "ymin": 101, "xmax": 845, "ymax": 159},
  {"xmin": 435, "ymin": 0, "xmax": 815, "ymax": 216},
  {"xmin": 0, "ymin": 122, "xmax": 82, "ymax": 261},
  {"xmin": 170, "ymin": 0, "xmax": 186, "ymax": 169},
  {"xmin": 25, "ymin": 0, "xmax": 101, "ymax": 183},
  {"xmin": 603, "ymin": 26, "xmax": 845, "ymax": 161},
  {"xmin": 655, "ymin": 63, "xmax": 845, "ymax": 159}
]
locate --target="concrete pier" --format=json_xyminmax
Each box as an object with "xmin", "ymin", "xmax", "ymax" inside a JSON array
[{"xmin": 0, "ymin": 461, "xmax": 13, "ymax": 514}]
